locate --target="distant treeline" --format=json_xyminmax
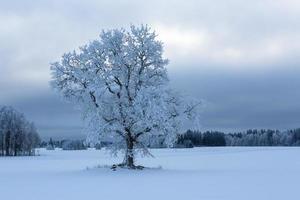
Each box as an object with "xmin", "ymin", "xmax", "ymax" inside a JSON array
[
  {"xmin": 41, "ymin": 129, "xmax": 300, "ymax": 150},
  {"xmin": 0, "ymin": 106, "xmax": 41, "ymax": 156},
  {"xmin": 176, "ymin": 129, "xmax": 300, "ymax": 148},
  {"xmin": 176, "ymin": 130, "xmax": 226, "ymax": 147},
  {"xmin": 41, "ymin": 138, "xmax": 87, "ymax": 150}
]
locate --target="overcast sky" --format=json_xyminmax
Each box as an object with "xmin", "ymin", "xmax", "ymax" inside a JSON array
[{"xmin": 1, "ymin": 0, "xmax": 300, "ymax": 139}]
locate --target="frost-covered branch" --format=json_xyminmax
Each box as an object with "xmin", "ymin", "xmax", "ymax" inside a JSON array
[{"xmin": 50, "ymin": 24, "xmax": 200, "ymax": 168}]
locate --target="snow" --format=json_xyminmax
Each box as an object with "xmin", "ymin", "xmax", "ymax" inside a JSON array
[{"xmin": 1, "ymin": 147, "xmax": 299, "ymax": 200}]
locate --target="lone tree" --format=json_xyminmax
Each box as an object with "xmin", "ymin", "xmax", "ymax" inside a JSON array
[{"xmin": 51, "ymin": 25, "xmax": 199, "ymax": 169}]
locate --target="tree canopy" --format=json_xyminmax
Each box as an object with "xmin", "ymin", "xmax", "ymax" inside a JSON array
[{"xmin": 51, "ymin": 25, "xmax": 199, "ymax": 168}]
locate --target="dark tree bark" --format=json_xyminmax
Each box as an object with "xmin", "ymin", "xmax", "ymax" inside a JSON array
[
  {"xmin": 125, "ymin": 137, "xmax": 135, "ymax": 168},
  {"xmin": 5, "ymin": 131, "xmax": 11, "ymax": 156},
  {"xmin": 0, "ymin": 134, "xmax": 4, "ymax": 156},
  {"xmin": 14, "ymin": 135, "xmax": 17, "ymax": 156}
]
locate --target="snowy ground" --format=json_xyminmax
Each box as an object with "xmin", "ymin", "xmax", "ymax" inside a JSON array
[{"xmin": 0, "ymin": 147, "xmax": 299, "ymax": 200}]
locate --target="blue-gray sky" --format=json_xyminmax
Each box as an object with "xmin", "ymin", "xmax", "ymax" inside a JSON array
[{"xmin": 1, "ymin": 0, "xmax": 300, "ymax": 139}]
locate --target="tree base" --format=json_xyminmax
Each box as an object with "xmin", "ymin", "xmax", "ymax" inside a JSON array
[{"xmin": 111, "ymin": 163, "xmax": 144, "ymax": 171}]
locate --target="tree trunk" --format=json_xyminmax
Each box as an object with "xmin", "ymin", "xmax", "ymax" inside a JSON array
[
  {"xmin": 124, "ymin": 137, "xmax": 135, "ymax": 168},
  {"xmin": 1, "ymin": 134, "xmax": 4, "ymax": 156},
  {"xmin": 14, "ymin": 137, "xmax": 17, "ymax": 156},
  {"xmin": 5, "ymin": 131, "xmax": 11, "ymax": 156}
]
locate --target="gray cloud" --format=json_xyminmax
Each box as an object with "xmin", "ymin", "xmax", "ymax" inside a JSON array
[
  {"xmin": 170, "ymin": 63, "xmax": 300, "ymax": 131},
  {"xmin": 3, "ymin": 90, "xmax": 84, "ymax": 140},
  {"xmin": 1, "ymin": 0, "xmax": 300, "ymax": 138}
]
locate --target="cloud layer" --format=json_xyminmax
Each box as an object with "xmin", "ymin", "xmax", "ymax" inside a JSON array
[{"xmin": 1, "ymin": 0, "xmax": 300, "ymax": 138}]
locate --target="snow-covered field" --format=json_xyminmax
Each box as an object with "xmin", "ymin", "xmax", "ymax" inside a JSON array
[{"xmin": 1, "ymin": 147, "xmax": 299, "ymax": 200}]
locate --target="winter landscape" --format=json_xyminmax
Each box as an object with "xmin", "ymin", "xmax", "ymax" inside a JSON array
[
  {"xmin": 1, "ymin": 0, "xmax": 300, "ymax": 200},
  {"xmin": 1, "ymin": 147, "xmax": 300, "ymax": 200}
]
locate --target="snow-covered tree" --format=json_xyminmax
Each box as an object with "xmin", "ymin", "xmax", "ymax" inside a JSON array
[
  {"xmin": 0, "ymin": 106, "xmax": 40, "ymax": 156},
  {"xmin": 51, "ymin": 25, "xmax": 200, "ymax": 169}
]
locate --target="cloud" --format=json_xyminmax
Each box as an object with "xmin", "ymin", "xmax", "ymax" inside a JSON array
[
  {"xmin": 154, "ymin": 24, "xmax": 211, "ymax": 57},
  {"xmin": 0, "ymin": 0, "xmax": 300, "ymax": 137},
  {"xmin": 154, "ymin": 24, "xmax": 300, "ymax": 68}
]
